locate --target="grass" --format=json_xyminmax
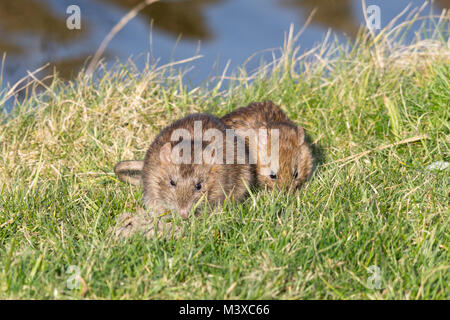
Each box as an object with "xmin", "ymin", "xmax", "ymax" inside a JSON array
[{"xmin": 0, "ymin": 10, "xmax": 449, "ymax": 299}]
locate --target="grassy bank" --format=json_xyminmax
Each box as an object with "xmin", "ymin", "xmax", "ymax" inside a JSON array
[{"xmin": 0, "ymin": 13, "xmax": 449, "ymax": 299}]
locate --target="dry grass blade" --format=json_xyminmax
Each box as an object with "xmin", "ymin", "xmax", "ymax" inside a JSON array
[
  {"xmin": 0, "ymin": 63, "xmax": 50, "ymax": 107},
  {"xmin": 325, "ymin": 135, "xmax": 430, "ymax": 167},
  {"xmin": 86, "ymin": 0, "xmax": 160, "ymax": 76}
]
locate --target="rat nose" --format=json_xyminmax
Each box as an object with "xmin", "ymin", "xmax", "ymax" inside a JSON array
[{"xmin": 179, "ymin": 208, "xmax": 189, "ymax": 219}]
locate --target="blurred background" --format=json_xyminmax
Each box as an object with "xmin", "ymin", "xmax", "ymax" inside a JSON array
[{"xmin": 0, "ymin": 0, "xmax": 449, "ymax": 88}]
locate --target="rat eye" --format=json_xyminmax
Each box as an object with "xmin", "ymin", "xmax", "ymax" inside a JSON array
[
  {"xmin": 269, "ymin": 173, "xmax": 277, "ymax": 180},
  {"xmin": 170, "ymin": 179, "xmax": 176, "ymax": 187},
  {"xmin": 194, "ymin": 182, "xmax": 202, "ymax": 191},
  {"xmin": 293, "ymin": 169, "xmax": 298, "ymax": 179}
]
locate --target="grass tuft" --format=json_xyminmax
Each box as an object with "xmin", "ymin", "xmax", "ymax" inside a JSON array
[{"xmin": 0, "ymin": 8, "xmax": 449, "ymax": 299}]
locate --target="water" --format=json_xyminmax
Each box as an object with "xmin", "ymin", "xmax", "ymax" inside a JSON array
[{"xmin": 1, "ymin": 0, "xmax": 449, "ymax": 89}]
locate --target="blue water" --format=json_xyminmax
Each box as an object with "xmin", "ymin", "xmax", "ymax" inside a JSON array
[{"xmin": 0, "ymin": 0, "xmax": 448, "ymax": 91}]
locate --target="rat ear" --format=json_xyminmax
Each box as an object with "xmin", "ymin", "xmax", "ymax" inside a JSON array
[
  {"xmin": 160, "ymin": 142, "xmax": 172, "ymax": 165},
  {"xmin": 297, "ymin": 126, "xmax": 305, "ymax": 145}
]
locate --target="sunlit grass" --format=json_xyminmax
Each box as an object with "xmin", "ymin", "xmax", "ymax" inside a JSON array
[{"xmin": 0, "ymin": 10, "xmax": 449, "ymax": 299}]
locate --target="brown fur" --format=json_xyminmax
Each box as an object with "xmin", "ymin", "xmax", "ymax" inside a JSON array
[
  {"xmin": 115, "ymin": 113, "xmax": 254, "ymax": 219},
  {"xmin": 222, "ymin": 101, "xmax": 313, "ymax": 191},
  {"xmin": 222, "ymin": 100, "xmax": 291, "ymax": 129}
]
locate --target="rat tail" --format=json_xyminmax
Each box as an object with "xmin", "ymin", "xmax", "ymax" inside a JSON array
[{"xmin": 114, "ymin": 160, "xmax": 144, "ymax": 186}]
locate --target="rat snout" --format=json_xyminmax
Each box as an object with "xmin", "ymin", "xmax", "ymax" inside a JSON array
[
  {"xmin": 177, "ymin": 201, "xmax": 193, "ymax": 219},
  {"xmin": 178, "ymin": 207, "xmax": 189, "ymax": 219},
  {"xmin": 176, "ymin": 189, "xmax": 195, "ymax": 219}
]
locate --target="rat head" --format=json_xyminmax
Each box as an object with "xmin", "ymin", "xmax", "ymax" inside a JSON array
[
  {"xmin": 149, "ymin": 139, "xmax": 224, "ymax": 219},
  {"xmin": 255, "ymin": 122, "xmax": 313, "ymax": 191}
]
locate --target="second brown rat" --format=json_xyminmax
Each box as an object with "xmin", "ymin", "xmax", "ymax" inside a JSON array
[{"xmin": 221, "ymin": 101, "xmax": 313, "ymax": 191}]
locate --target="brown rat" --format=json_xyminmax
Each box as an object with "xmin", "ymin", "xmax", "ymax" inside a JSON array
[
  {"xmin": 221, "ymin": 101, "xmax": 313, "ymax": 191},
  {"xmin": 114, "ymin": 113, "xmax": 254, "ymax": 219}
]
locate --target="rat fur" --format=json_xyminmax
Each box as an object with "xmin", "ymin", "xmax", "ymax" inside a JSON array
[{"xmin": 221, "ymin": 101, "xmax": 313, "ymax": 190}]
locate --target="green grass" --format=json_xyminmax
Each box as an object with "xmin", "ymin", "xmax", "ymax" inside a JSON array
[{"xmin": 0, "ymin": 14, "xmax": 449, "ymax": 299}]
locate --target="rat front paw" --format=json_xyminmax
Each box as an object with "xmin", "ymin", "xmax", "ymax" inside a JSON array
[
  {"xmin": 114, "ymin": 209, "xmax": 182, "ymax": 239},
  {"xmin": 114, "ymin": 211, "xmax": 145, "ymax": 239}
]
